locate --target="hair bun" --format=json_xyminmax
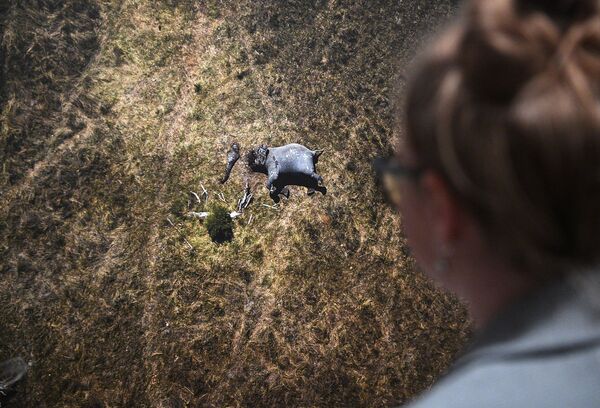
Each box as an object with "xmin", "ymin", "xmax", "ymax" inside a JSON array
[
  {"xmin": 457, "ymin": 0, "xmax": 600, "ymax": 103},
  {"xmin": 458, "ymin": 0, "xmax": 561, "ymax": 103},
  {"xmin": 518, "ymin": 0, "xmax": 598, "ymax": 24}
]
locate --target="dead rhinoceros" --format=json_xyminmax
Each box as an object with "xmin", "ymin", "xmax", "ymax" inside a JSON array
[{"xmin": 247, "ymin": 143, "xmax": 326, "ymax": 202}]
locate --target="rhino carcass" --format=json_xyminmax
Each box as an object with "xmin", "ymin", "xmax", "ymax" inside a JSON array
[{"xmin": 247, "ymin": 143, "xmax": 326, "ymax": 202}]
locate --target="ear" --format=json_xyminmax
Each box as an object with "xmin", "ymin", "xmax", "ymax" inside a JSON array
[{"xmin": 420, "ymin": 170, "xmax": 462, "ymax": 243}]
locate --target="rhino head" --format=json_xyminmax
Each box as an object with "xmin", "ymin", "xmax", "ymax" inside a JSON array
[{"xmin": 246, "ymin": 144, "xmax": 269, "ymax": 174}]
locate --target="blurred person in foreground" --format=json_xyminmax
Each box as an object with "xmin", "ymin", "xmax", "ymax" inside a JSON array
[{"xmin": 378, "ymin": 0, "xmax": 600, "ymax": 406}]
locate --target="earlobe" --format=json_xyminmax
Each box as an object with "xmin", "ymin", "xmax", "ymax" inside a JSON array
[
  {"xmin": 433, "ymin": 241, "xmax": 455, "ymax": 278},
  {"xmin": 420, "ymin": 170, "xmax": 462, "ymax": 243}
]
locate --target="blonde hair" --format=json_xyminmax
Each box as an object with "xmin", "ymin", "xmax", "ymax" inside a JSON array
[{"xmin": 404, "ymin": 0, "xmax": 600, "ymax": 277}]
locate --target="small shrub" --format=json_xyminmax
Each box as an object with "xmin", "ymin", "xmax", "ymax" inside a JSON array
[
  {"xmin": 190, "ymin": 106, "xmax": 204, "ymax": 121},
  {"xmin": 205, "ymin": 204, "xmax": 233, "ymax": 243}
]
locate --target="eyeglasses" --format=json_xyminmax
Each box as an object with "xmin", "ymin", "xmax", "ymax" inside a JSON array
[
  {"xmin": 373, "ymin": 156, "xmax": 425, "ymax": 207},
  {"xmin": 372, "ymin": 156, "xmax": 424, "ymax": 180}
]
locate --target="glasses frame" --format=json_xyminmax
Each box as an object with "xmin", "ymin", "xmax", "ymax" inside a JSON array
[{"xmin": 373, "ymin": 156, "xmax": 425, "ymax": 180}]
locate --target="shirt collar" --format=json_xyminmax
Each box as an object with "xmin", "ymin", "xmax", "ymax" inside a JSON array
[{"xmin": 454, "ymin": 278, "xmax": 600, "ymax": 368}]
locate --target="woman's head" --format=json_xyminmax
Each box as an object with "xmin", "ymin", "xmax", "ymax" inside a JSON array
[{"xmin": 394, "ymin": 0, "xmax": 600, "ymax": 284}]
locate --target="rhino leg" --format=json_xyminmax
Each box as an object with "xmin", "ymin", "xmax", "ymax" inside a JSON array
[
  {"xmin": 269, "ymin": 186, "xmax": 282, "ymax": 203},
  {"xmin": 310, "ymin": 172, "xmax": 324, "ymax": 187},
  {"xmin": 307, "ymin": 188, "xmax": 316, "ymax": 196},
  {"xmin": 266, "ymin": 162, "xmax": 280, "ymax": 192},
  {"xmin": 266, "ymin": 177, "xmax": 277, "ymax": 195}
]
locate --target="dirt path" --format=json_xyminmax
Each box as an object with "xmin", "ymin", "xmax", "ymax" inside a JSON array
[
  {"xmin": 134, "ymin": 9, "xmax": 218, "ymax": 404},
  {"xmin": 0, "ymin": 1, "xmax": 127, "ymax": 216}
]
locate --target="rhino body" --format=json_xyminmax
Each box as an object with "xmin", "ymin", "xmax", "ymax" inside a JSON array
[{"xmin": 247, "ymin": 143, "xmax": 326, "ymax": 202}]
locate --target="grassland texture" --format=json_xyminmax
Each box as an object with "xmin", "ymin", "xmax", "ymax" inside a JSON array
[{"xmin": 0, "ymin": 1, "xmax": 469, "ymax": 407}]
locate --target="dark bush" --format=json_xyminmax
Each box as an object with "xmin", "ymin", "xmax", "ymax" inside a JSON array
[{"xmin": 205, "ymin": 205, "xmax": 233, "ymax": 243}]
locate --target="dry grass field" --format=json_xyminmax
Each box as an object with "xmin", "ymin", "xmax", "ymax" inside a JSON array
[{"xmin": 0, "ymin": 1, "xmax": 469, "ymax": 406}]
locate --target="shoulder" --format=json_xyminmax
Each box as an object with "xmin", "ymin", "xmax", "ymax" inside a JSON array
[
  {"xmin": 406, "ymin": 282, "xmax": 600, "ymax": 408},
  {"xmin": 407, "ymin": 345, "xmax": 600, "ymax": 408}
]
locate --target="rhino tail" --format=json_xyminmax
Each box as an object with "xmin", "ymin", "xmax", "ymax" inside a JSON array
[{"xmin": 313, "ymin": 149, "xmax": 324, "ymax": 163}]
